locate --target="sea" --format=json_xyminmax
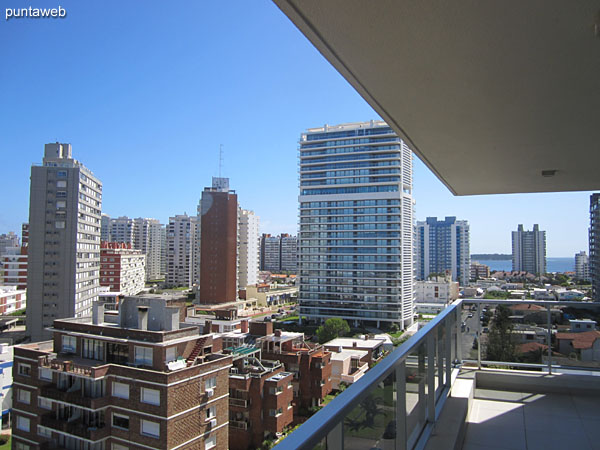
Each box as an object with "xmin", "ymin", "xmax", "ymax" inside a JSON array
[{"xmin": 474, "ymin": 257, "xmax": 574, "ymax": 273}]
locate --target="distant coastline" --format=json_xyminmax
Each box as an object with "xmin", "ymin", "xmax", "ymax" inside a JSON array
[{"xmin": 471, "ymin": 253, "xmax": 512, "ymax": 260}]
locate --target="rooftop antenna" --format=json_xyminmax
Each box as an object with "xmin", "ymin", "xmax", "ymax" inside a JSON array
[{"xmin": 218, "ymin": 144, "xmax": 224, "ymax": 178}]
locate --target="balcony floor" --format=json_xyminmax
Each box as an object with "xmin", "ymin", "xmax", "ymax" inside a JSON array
[{"xmin": 463, "ymin": 388, "xmax": 600, "ymax": 450}]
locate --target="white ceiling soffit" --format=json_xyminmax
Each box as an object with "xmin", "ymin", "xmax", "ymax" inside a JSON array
[{"xmin": 273, "ymin": 0, "xmax": 600, "ymax": 196}]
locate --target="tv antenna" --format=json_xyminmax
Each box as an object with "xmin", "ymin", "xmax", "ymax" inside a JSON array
[{"xmin": 218, "ymin": 144, "xmax": 224, "ymax": 178}]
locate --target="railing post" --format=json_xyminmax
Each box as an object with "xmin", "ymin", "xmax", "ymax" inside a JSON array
[
  {"xmin": 326, "ymin": 421, "xmax": 343, "ymax": 450},
  {"xmin": 455, "ymin": 305, "xmax": 462, "ymax": 362},
  {"xmin": 477, "ymin": 302, "xmax": 482, "ymax": 369},
  {"xmin": 546, "ymin": 305, "xmax": 552, "ymax": 374},
  {"xmin": 445, "ymin": 315, "xmax": 452, "ymax": 388},
  {"xmin": 437, "ymin": 325, "xmax": 443, "ymax": 392},
  {"xmin": 427, "ymin": 332, "xmax": 435, "ymax": 424},
  {"xmin": 396, "ymin": 361, "xmax": 407, "ymax": 450}
]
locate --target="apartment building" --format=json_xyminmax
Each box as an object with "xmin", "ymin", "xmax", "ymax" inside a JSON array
[
  {"xmin": 259, "ymin": 234, "xmax": 298, "ymax": 274},
  {"xmin": 27, "ymin": 143, "xmax": 102, "ymax": 341},
  {"xmin": 470, "ymin": 261, "xmax": 491, "ymax": 281},
  {"xmin": 0, "ymin": 344, "xmax": 13, "ymax": 429},
  {"xmin": 575, "ymin": 251, "xmax": 590, "ymax": 282},
  {"xmin": 0, "ymin": 232, "xmax": 19, "ymax": 256},
  {"xmin": 12, "ymin": 297, "xmax": 231, "ymax": 450},
  {"xmin": 133, "ymin": 218, "xmax": 164, "ymax": 281},
  {"xmin": 257, "ymin": 323, "xmax": 332, "ymax": 412},
  {"xmin": 100, "ymin": 242, "xmax": 146, "ymax": 296},
  {"xmin": 0, "ymin": 285, "xmax": 27, "ymax": 314},
  {"xmin": 228, "ymin": 352, "xmax": 293, "ymax": 450},
  {"xmin": 416, "ymin": 216, "xmax": 471, "ymax": 286},
  {"xmin": 237, "ymin": 209, "xmax": 260, "ymax": 290},
  {"xmin": 512, "ymin": 224, "xmax": 546, "ymax": 275},
  {"xmin": 198, "ymin": 178, "xmax": 238, "ymax": 305},
  {"xmin": 590, "ymin": 194, "xmax": 600, "ymax": 301},
  {"xmin": 298, "ymin": 121, "xmax": 414, "ymax": 329},
  {"xmin": 165, "ymin": 214, "xmax": 198, "ymax": 287}
]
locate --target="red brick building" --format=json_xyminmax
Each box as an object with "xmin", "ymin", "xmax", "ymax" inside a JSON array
[
  {"xmin": 199, "ymin": 178, "xmax": 238, "ymax": 305},
  {"xmin": 254, "ymin": 323, "xmax": 333, "ymax": 414},
  {"xmin": 12, "ymin": 297, "xmax": 232, "ymax": 450},
  {"xmin": 228, "ymin": 352, "xmax": 293, "ymax": 450}
]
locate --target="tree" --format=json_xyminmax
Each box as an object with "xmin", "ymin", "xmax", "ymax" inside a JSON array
[
  {"xmin": 316, "ymin": 318, "xmax": 350, "ymax": 344},
  {"xmin": 485, "ymin": 305, "xmax": 517, "ymax": 362}
]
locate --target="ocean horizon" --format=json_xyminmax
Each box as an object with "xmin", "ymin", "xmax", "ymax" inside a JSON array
[{"xmin": 474, "ymin": 257, "xmax": 574, "ymax": 273}]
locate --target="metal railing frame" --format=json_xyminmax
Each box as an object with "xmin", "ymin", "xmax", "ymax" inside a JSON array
[{"xmin": 274, "ymin": 298, "xmax": 599, "ymax": 450}]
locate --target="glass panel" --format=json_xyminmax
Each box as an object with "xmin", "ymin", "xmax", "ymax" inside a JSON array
[
  {"xmin": 405, "ymin": 340, "xmax": 427, "ymax": 449},
  {"xmin": 343, "ymin": 370, "xmax": 396, "ymax": 450}
]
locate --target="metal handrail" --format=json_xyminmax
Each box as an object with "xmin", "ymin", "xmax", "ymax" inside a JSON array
[
  {"xmin": 275, "ymin": 298, "xmax": 459, "ymax": 450},
  {"xmin": 275, "ymin": 298, "xmax": 600, "ymax": 450}
]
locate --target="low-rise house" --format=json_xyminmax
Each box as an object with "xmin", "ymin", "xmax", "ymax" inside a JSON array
[
  {"xmin": 568, "ymin": 319, "xmax": 597, "ymax": 332},
  {"xmin": 329, "ymin": 348, "xmax": 369, "ymax": 390},
  {"xmin": 556, "ymin": 330, "xmax": 600, "ymax": 362},
  {"xmin": 324, "ymin": 337, "xmax": 385, "ymax": 365}
]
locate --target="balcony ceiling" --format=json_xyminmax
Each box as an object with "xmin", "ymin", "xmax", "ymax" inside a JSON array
[{"xmin": 273, "ymin": 0, "xmax": 600, "ymax": 195}]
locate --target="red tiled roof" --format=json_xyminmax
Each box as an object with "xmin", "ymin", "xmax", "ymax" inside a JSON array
[
  {"xmin": 556, "ymin": 331, "xmax": 600, "ymax": 349},
  {"xmin": 517, "ymin": 342, "xmax": 548, "ymax": 354},
  {"xmin": 509, "ymin": 304, "xmax": 544, "ymax": 312}
]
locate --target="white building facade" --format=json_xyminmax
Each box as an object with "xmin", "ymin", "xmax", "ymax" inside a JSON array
[
  {"xmin": 512, "ymin": 224, "xmax": 546, "ymax": 274},
  {"xmin": 165, "ymin": 214, "xmax": 198, "ymax": 287},
  {"xmin": 415, "ymin": 217, "xmax": 471, "ymax": 286},
  {"xmin": 298, "ymin": 121, "xmax": 414, "ymax": 329},
  {"xmin": 238, "ymin": 209, "xmax": 260, "ymax": 289},
  {"xmin": 575, "ymin": 251, "xmax": 590, "ymax": 282}
]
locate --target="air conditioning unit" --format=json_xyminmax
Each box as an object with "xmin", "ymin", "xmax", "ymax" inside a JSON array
[
  {"xmin": 209, "ymin": 418, "xmax": 217, "ymax": 428},
  {"xmin": 206, "ymin": 388, "xmax": 214, "ymax": 397}
]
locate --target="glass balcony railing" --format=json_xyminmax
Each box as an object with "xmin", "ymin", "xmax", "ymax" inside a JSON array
[{"xmin": 275, "ymin": 298, "xmax": 600, "ymax": 450}]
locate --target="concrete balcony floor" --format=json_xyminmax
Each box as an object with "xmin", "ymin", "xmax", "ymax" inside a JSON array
[{"xmin": 463, "ymin": 388, "xmax": 600, "ymax": 450}]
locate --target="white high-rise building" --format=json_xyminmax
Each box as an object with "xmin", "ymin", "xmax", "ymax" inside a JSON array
[
  {"xmin": 415, "ymin": 217, "xmax": 471, "ymax": 286},
  {"xmin": 109, "ymin": 216, "xmax": 135, "ymax": 245},
  {"xmin": 166, "ymin": 214, "xmax": 198, "ymax": 287},
  {"xmin": 575, "ymin": 251, "xmax": 590, "ymax": 282},
  {"xmin": 27, "ymin": 143, "xmax": 102, "ymax": 341},
  {"xmin": 512, "ymin": 224, "xmax": 546, "ymax": 274},
  {"xmin": 133, "ymin": 218, "xmax": 164, "ymax": 281},
  {"xmin": 298, "ymin": 121, "xmax": 414, "ymax": 329},
  {"xmin": 238, "ymin": 209, "xmax": 260, "ymax": 289},
  {"xmin": 280, "ymin": 235, "xmax": 298, "ymax": 273}
]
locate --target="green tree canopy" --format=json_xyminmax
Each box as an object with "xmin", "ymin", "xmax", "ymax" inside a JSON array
[
  {"xmin": 316, "ymin": 318, "xmax": 350, "ymax": 344},
  {"xmin": 485, "ymin": 305, "xmax": 517, "ymax": 362}
]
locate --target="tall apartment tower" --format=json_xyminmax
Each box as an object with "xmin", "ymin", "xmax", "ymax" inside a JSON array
[
  {"xmin": 298, "ymin": 121, "xmax": 414, "ymax": 329},
  {"xmin": 575, "ymin": 251, "xmax": 590, "ymax": 282},
  {"xmin": 416, "ymin": 217, "xmax": 471, "ymax": 286},
  {"xmin": 512, "ymin": 224, "xmax": 546, "ymax": 274},
  {"xmin": 198, "ymin": 177, "xmax": 238, "ymax": 304},
  {"xmin": 238, "ymin": 209, "xmax": 260, "ymax": 289},
  {"xmin": 27, "ymin": 143, "xmax": 102, "ymax": 341},
  {"xmin": 590, "ymin": 194, "xmax": 600, "ymax": 301},
  {"xmin": 260, "ymin": 234, "xmax": 282, "ymax": 272},
  {"xmin": 165, "ymin": 214, "xmax": 198, "ymax": 287},
  {"xmin": 108, "ymin": 216, "xmax": 135, "ymax": 245},
  {"xmin": 133, "ymin": 218, "xmax": 164, "ymax": 281},
  {"xmin": 100, "ymin": 214, "xmax": 111, "ymax": 241}
]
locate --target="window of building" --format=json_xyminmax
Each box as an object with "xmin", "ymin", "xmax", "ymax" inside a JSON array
[
  {"xmin": 166, "ymin": 346, "xmax": 177, "ymax": 363},
  {"xmin": 205, "ymin": 376, "xmax": 216, "ymax": 391},
  {"xmin": 18, "ymin": 363, "xmax": 31, "ymax": 377},
  {"xmin": 62, "ymin": 335, "xmax": 76, "ymax": 353},
  {"xmin": 112, "ymin": 413, "xmax": 129, "ymax": 430},
  {"xmin": 82, "ymin": 338, "xmax": 104, "ymax": 361},
  {"xmin": 39, "ymin": 397, "xmax": 52, "ymax": 410},
  {"xmin": 112, "ymin": 444, "xmax": 128, "ymax": 450},
  {"xmin": 112, "ymin": 382, "xmax": 129, "ymax": 400},
  {"xmin": 16, "ymin": 416, "xmax": 30, "ymax": 432},
  {"xmin": 140, "ymin": 419, "xmax": 160, "ymax": 438},
  {"xmin": 56, "ymin": 200, "xmax": 66, "ymax": 208},
  {"xmin": 39, "ymin": 367, "xmax": 52, "ymax": 381},
  {"xmin": 18, "ymin": 389, "xmax": 31, "ymax": 404},
  {"xmin": 205, "ymin": 435, "xmax": 216, "ymax": 450},
  {"xmin": 57, "ymin": 171, "xmax": 67, "ymax": 177},
  {"xmin": 37, "ymin": 425, "xmax": 52, "ymax": 438},
  {"xmin": 15, "ymin": 443, "xmax": 30, "ymax": 450},
  {"xmin": 141, "ymin": 387, "xmax": 160, "ymax": 406},
  {"xmin": 134, "ymin": 346, "xmax": 153, "ymax": 366},
  {"xmin": 57, "ymin": 180, "xmax": 67, "ymax": 188},
  {"xmin": 206, "ymin": 406, "xmax": 216, "ymax": 420}
]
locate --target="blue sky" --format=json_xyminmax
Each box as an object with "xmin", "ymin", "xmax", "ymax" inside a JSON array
[{"xmin": 0, "ymin": 0, "xmax": 593, "ymax": 256}]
